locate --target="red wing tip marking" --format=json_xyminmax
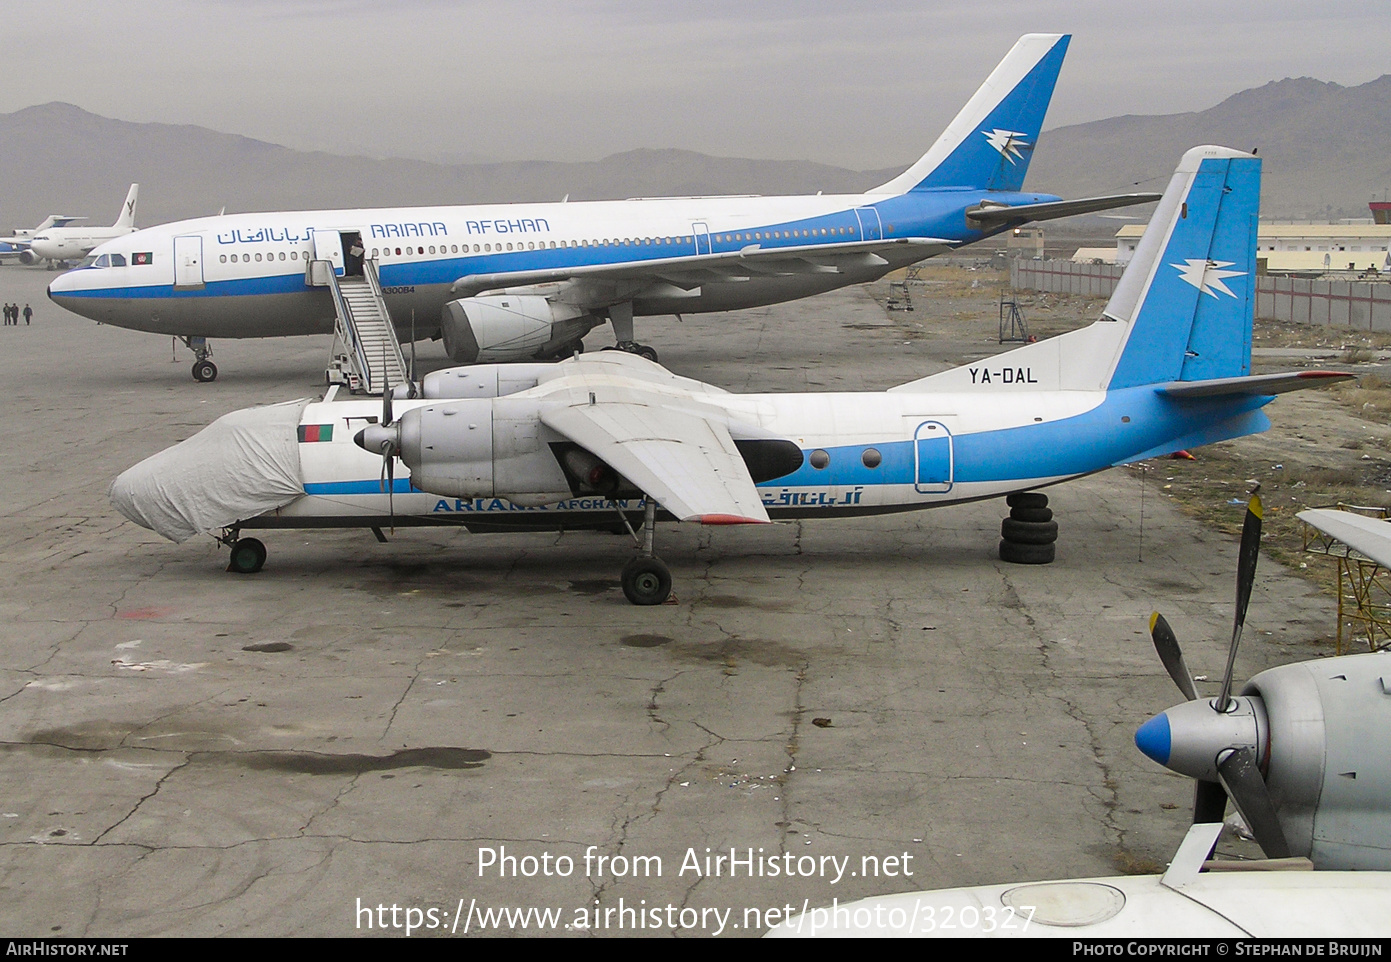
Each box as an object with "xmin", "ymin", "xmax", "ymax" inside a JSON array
[
  {"xmin": 699, "ymin": 514, "xmax": 769, "ymax": 526},
  {"xmin": 1298, "ymin": 370, "xmax": 1354, "ymax": 379}
]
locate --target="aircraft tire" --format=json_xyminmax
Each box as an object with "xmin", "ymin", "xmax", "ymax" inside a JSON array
[
  {"xmin": 193, "ymin": 360, "xmax": 218, "ymax": 382},
  {"xmin": 622, "ymin": 556, "xmax": 672, "ymax": 606},
  {"xmin": 1009, "ymin": 506, "xmax": 1054, "ymax": 523},
  {"xmin": 999, "ymin": 540, "xmax": 1055, "ymax": 565},
  {"xmin": 227, "ymin": 538, "xmax": 267, "ymax": 574},
  {"xmin": 1001, "ymin": 518, "xmax": 1058, "ymax": 544},
  {"xmin": 637, "ymin": 345, "xmax": 659, "ymax": 362},
  {"xmin": 1006, "ymin": 492, "xmax": 1048, "ymax": 510}
]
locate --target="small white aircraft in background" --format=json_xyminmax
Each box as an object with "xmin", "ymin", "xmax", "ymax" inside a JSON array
[
  {"xmin": 52, "ymin": 34, "xmax": 1157, "ymax": 378},
  {"xmin": 768, "ymin": 499, "xmax": 1391, "ymax": 938},
  {"xmin": 24, "ymin": 184, "xmax": 138, "ymax": 267},
  {"xmin": 0, "ymin": 214, "xmax": 87, "ymax": 263},
  {"xmin": 110, "ymin": 145, "xmax": 1348, "ymax": 604}
]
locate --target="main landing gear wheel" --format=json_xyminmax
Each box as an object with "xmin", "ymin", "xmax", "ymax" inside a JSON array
[
  {"xmin": 227, "ymin": 537, "xmax": 266, "ymax": 574},
  {"xmin": 192, "ymin": 359, "xmax": 218, "ymax": 382},
  {"xmin": 622, "ymin": 556, "xmax": 671, "ymax": 606},
  {"xmin": 607, "ymin": 342, "xmax": 659, "ymax": 363},
  {"xmin": 616, "ymin": 499, "xmax": 673, "ymax": 605}
]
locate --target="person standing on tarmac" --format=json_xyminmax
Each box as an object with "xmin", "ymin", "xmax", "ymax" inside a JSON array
[{"xmin": 22, "ymin": 303, "xmax": 32, "ymax": 325}]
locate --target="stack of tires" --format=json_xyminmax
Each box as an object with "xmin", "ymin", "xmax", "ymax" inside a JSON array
[{"xmin": 999, "ymin": 492, "xmax": 1056, "ymax": 565}]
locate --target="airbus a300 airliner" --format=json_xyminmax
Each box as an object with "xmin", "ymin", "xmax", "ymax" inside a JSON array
[{"xmin": 50, "ymin": 34, "xmax": 1155, "ymax": 381}]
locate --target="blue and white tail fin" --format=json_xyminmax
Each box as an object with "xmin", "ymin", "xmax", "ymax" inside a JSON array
[
  {"xmin": 1103, "ymin": 147, "xmax": 1259, "ymax": 388},
  {"xmin": 891, "ymin": 146, "xmax": 1262, "ymax": 395},
  {"xmin": 868, "ymin": 34, "xmax": 1069, "ymax": 196}
]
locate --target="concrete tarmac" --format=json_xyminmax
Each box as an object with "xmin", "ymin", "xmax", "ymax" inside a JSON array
[{"xmin": 0, "ymin": 265, "xmax": 1338, "ymax": 937}]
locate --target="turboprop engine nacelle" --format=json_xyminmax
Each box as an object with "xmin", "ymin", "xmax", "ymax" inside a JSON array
[
  {"xmin": 393, "ymin": 397, "xmax": 572, "ymax": 506},
  {"xmin": 440, "ymin": 295, "xmax": 593, "ymax": 363},
  {"xmin": 420, "ymin": 363, "xmax": 558, "ymax": 400},
  {"xmin": 1136, "ymin": 652, "xmax": 1391, "ymax": 870}
]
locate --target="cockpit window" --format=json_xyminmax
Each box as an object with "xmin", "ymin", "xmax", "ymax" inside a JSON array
[
  {"xmin": 93, "ymin": 254, "xmax": 110, "ymax": 268},
  {"xmin": 109, "ymin": 253, "xmax": 126, "ymax": 267},
  {"xmin": 78, "ymin": 255, "xmax": 99, "ymax": 268}
]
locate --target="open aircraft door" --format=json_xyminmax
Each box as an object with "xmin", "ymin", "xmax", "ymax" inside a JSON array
[
  {"xmin": 692, "ymin": 222, "xmax": 711, "ymax": 255},
  {"xmin": 310, "ymin": 229, "xmax": 345, "ymax": 281},
  {"xmin": 913, "ymin": 420, "xmax": 953, "ymax": 493},
  {"xmin": 172, "ymin": 235, "xmax": 204, "ymax": 290}
]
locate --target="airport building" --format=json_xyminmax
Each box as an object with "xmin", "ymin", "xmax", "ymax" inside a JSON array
[{"xmin": 1088, "ymin": 214, "xmax": 1391, "ymax": 276}]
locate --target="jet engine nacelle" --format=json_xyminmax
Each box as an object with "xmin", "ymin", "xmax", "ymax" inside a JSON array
[
  {"xmin": 396, "ymin": 397, "xmax": 572, "ymax": 505},
  {"xmin": 440, "ymin": 295, "xmax": 594, "ymax": 363},
  {"xmin": 17, "ymin": 249, "xmax": 38, "ymax": 265}
]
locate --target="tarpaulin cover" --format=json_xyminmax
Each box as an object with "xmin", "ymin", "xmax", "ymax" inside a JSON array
[{"xmin": 109, "ymin": 399, "xmax": 311, "ymax": 542}]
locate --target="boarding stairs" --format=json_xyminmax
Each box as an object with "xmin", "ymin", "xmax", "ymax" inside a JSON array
[{"xmin": 322, "ymin": 259, "xmax": 408, "ymax": 395}]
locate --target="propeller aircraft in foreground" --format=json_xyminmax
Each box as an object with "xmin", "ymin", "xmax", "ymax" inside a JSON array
[
  {"xmin": 110, "ymin": 146, "xmax": 1350, "ymax": 604},
  {"xmin": 765, "ymin": 498, "xmax": 1391, "ymax": 938}
]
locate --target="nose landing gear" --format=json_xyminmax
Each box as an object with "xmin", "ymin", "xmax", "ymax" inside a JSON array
[{"xmin": 180, "ymin": 336, "xmax": 218, "ymax": 382}]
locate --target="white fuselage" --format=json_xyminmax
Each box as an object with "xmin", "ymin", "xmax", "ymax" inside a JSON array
[
  {"xmin": 254, "ymin": 370, "xmax": 1266, "ymax": 531},
  {"xmin": 30, "ymin": 225, "xmax": 138, "ymax": 263},
  {"xmin": 45, "ymin": 188, "xmax": 1043, "ymax": 340}
]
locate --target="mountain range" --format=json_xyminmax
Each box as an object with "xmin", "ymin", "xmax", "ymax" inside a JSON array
[{"xmin": 2, "ymin": 74, "xmax": 1387, "ymax": 230}]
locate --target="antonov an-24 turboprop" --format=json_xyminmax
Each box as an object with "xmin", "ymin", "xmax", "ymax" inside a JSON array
[
  {"xmin": 52, "ymin": 34, "xmax": 1157, "ymax": 381},
  {"xmin": 110, "ymin": 146, "xmax": 1349, "ymax": 604}
]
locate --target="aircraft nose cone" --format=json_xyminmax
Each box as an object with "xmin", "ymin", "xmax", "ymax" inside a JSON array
[
  {"xmin": 354, "ymin": 424, "xmax": 398, "ymax": 455},
  {"xmin": 1134, "ymin": 713, "xmax": 1172, "ymax": 766},
  {"xmin": 1135, "ymin": 696, "xmax": 1265, "ymax": 782}
]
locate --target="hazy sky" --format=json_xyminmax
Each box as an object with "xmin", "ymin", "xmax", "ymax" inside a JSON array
[{"xmin": 7, "ymin": 1, "xmax": 1387, "ymax": 169}]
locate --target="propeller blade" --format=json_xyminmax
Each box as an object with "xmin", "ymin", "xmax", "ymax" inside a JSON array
[
  {"xmin": 1193, "ymin": 779, "xmax": 1228, "ymax": 824},
  {"xmin": 1216, "ymin": 495, "xmax": 1263, "ymax": 711},
  {"xmin": 382, "ymin": 365, "xmax": 394, "ymax": 428},
  {"xmin": 1216, "ymin": 746, "xmax": 1292, "ymax": 859},
  {"xmin": 1150, "ymin": 612, "xmax": 1198, "ymax": 701},
  {"xmin": 386, "ymin": 447, "xmax": 395, "ymax": 524}
]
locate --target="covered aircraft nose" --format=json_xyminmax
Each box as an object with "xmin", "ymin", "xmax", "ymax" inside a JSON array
[{"xmin": 110, "ymin": 400, "xmax": 311, "ymax": 542}]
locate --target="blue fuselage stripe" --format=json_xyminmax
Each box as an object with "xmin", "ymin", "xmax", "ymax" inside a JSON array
[
  {"xmin": 301, "ymin": 388, "xmax": 1270, "ymax": 498},
  {"xmin": 54, "ymin": 189, "xmax": 1059, "ymax": 302}
]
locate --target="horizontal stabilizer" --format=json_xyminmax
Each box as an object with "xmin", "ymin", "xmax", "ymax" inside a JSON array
[
  {"xmin": 966, "ymin": 193, "xmax": 1160, "ymax": 228},
  {"xmin": 1157, "ymin": 370, "xmax": 1352, "ymax": 398}
]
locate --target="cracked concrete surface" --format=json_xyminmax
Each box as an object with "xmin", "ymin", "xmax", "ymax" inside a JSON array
[{"xmin": 0, "ymin": 266, "xmax": 1338, "ymax": 936}]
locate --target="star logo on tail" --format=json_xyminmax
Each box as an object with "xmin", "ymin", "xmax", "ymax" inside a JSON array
[
  {"xmin": 1171, "ymin": 259, "xmax": 1245, "ymax": 298},
  {"xmin": 982, "ymin": 129, "xmax": 1030, "ymax": 163}
]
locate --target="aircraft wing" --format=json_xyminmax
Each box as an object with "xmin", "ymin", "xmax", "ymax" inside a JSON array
[
  {"xmin": 450, "ymin": 236, "xmax": 954, "ymax": 297},
  {"xmin": 539, "ymin": 386, "xmax": 770, "ymax": 525},
  {"xmin": 1297, "ymin": 509, "xmax": 1391, "ymax": 569},
  {"xmin": 965, "ymin": 192, "xmax": 1161, "ymax": 228}
]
